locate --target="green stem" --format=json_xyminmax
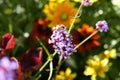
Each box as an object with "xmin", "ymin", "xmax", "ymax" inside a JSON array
[
  {"xmin": 48, "ymin": 61, "xmax": 53, "ymax": 80},
  {"xmin": 74, "ymin": 30, "xmax": 98, "ymax": 50},
  {"xmin": 58, "ymin": 55, "xmax": 63, "ymax": 66},
  {"xmin": 34, "ymin": 59, "xmax": 50, "ymax": 78},
  {"xmin": 8, "ymin": 19, "xmax": 13, "ymax": 33},
  {"xmin": 68, "ymin": 3, "xmax": 83, "ymax": 33},
  {"xmin": 36, "ymin": 37, "xmax": 50, "ymax": 56},
  {"xmin": 35, "ymin": 74, "xmax": 41, "ymax": 80},
  {"xmin": 55, "ymin": 55, "xmax": 63, "ymax": 74},
  {"xmin": 34, "ymin": 51, "xmax": 58, "ymax": 79},
  {"xmin": 53, "ymin": 51, "xmax": 57, "ymax": 56},
  {"xmin": 38, "ymin": 60, "xmax": 50, "ymax": 72}
]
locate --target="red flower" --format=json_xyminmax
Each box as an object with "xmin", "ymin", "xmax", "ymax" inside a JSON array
[
  {"xmin": 72, "ymin": 24, "xmax": 101, "ymax": 52},
  {"xmin": 20, "ymin": 47, "xmax": 43, "ymax": 71},
  {"xmin": 31, "ymin": 18, "xmax": 52, "ymax": 41},
  {"xmin": 1, "ymin": 33, "xmax": 16, "ymax": 51},
  {"xmin": 0, "ymin": 48, "xmax": 5, "ymax": 57}
]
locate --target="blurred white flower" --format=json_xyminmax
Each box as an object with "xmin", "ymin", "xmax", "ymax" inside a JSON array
[
  {"xmin": 111, "ymin": 0, "xmax": 120, "ymax": 6},
  {"xmin": 104, "ymin": 44, "xmax": 108, "ymax": 49},
  {"xmin": 0, "ymin": 0, "xmax": 3, "ymax": 4},
  {"xmin": 98, "ymin": 9, "xmax": 103, "ymax": 15},
  {"xmin": 23, "ymin": 32, "xmax": 29, "ymax": 38},
  {"xmin": 111, "ymin": 40, "xmax": 117, "ymax": 46},
  {"xmin": 14, "ymin": 5, "xmax": 25, "ymax": 14}
]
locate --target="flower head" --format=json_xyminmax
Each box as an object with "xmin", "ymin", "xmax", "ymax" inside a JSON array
[
  {"xmin": 43, "ymin": 1, "xmax": 77, "ymax": 28},
  {"xmin": 100, "ymin": 49, "xmax": 117, "ymax": 59},
  {"xmin": 54, "ymin": 67, "xmax": 76, "ymax": 80},
  {"xmin": 48, "ymin": 25, "xmax": 76, "ymax": 59},
  {"xmin": 31, "ymin": 18, "xmax": 52, "ymax": 41},
  {"xmin": 20, "ymin": 47, "xmax": 43, "ymax": 71},
  {"xmin": 96, "ymin": 20, "xmax": 109, "ymax": 32},
  {"xmin": 1, "ymin": 33, "xmax": 16, "ymax": 51},
  {"xmin": 73, "ymin": 0, "xmax": 98, "ymax": 4},
  {"xmin": 72, "ymin": 24, "xmax": 100, "ymax": 52},
  {"xmin": 84, "ymin": 56, "xmax": 110, "ymax": 80},
  {"xmin": 0, "ymin": 56, "xmax": 18, "ymax": 80},
  {"xmin": 82, "ymin": 0, "xmax": 92, "ymax": 6}
]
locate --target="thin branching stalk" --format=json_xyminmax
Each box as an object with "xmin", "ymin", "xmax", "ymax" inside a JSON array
[
  {"xmin": 48, "ymin": 61, "xmax": 53, "ymax": 80},
  {"xmin": 74, "ymin": 30, "xmax": 98, "ymax": 50},
  {"xmin": 34, "ymin": 51, "xmax": 58, "ymax": 79},
  {"xmin": 34, "ymin": 59, "xmax": 50, "ymax": 78},
  {"xmin": 36, "ymin": 37, "xmax": 50, "ymax": 56},
  {"xmin": 8, "ymin": 19, "xmax": 13, "ymax": 33},
  {"xmin": 68, "ymin": 3, "xmax": 83, "ymax": 33}
]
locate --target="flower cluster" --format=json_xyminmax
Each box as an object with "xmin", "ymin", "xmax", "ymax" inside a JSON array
[
  {"xmin": 48, "ymin": 25, "xmax": 76, "ymax": 59},
  {"xmin": 73, "ymin": 0, "xmax": 98, "ymax": 3},
  {"xmin": 82, "ymin": 0, "xmax": 92, "ymax": 6},
  {"xmin": 96, "ymin": 20, "xmax": 109, "ymax": 32}
]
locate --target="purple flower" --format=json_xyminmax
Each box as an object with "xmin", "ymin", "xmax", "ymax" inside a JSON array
[
  {"xmin": 96, "ymin": 20, "xmax": 109, "ymax": 32},
  {"xmin": 48, "ymin": 25, "xmax": 76, "ymax": 59},
  {"xmin": 0, "ymin": 56, "xmax": 18, "ymax": 80},
  {"xmin": 82, "ymin": 0, "xmax": 92, "ymax": 6}
]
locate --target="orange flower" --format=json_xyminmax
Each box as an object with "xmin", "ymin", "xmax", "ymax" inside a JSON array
[
  {"xmin": 31, "ymin": 18, "xmax": 52, "ymax": 41},
  {"xmin": 72, "ymin": 24, "xmax": 100, "ymax": 52}
]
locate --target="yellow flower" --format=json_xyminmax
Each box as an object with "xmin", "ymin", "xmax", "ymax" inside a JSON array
[
  {"xmin": 104, "ymin": 49, "xmax": 116, "ymax": 59},
  {"xmin": 43, "ymin": 2, "xmax": 57, "ymax": 20},
  {"xmin": 54, "ymin": 68, "xmax": 76, "ymax": 80},
  {"xmin": 73, "ymin": 0, "xmax": 98, "ymax": 3},
  {"xmin": 84, "ymin": 56, "xmax": 110, "ymax": 80},
  {"xmin": 49, "ymin": 0, "xmax": 65, "ymax": 3},
  {"xmin": 101, "ymin": 49, "xmax": 117, "ymax": 59},
  {"xmin": 43, "ymin": 0, "xmax": 66, "ymax": 21},
  {"xmin": 43, "ymin": 0, "xmax": 77, "ymax": 28},
  {"xmin": 49, "ymin": 1, "xmax": 77, "ymax": 27}
]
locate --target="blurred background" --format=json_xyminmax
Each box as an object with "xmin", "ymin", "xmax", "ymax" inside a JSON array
[{"xmin": 0, "ymin": 0, "xmax": 120, "ymax": 80}]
